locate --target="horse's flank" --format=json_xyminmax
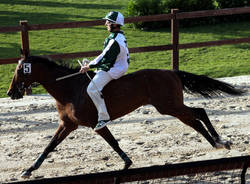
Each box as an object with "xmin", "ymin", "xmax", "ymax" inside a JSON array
[{"xmin": 53, "ymin": 67, "xmax": 183, "ymax": 128}]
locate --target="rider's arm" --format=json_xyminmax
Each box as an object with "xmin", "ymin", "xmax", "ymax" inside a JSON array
[{"xmin": 88, "ymin": 39, "xmax": 120, "ymax": 70}]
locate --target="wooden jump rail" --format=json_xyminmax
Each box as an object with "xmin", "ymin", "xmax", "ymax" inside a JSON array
[
  {"xmin": 0, "ymin": 6, "xmax": 250, "ymax": 69},
  {"xmin": 4, "ymin": 155, "xmax": 249, "ymax": 184}
]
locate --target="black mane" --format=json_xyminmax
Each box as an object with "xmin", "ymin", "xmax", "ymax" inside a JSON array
[
  {"xmin": 27, "ymin": 56, "xmax": 80, "ymax": 73},
  {"xmin": 27, "ymin": 55, "xmax": 96, "ymax": 81}
]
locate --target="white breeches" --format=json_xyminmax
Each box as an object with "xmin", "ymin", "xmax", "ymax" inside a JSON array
[{"xmin": 87, "ymin": 71, "xmax": 113, "ymax": 121}]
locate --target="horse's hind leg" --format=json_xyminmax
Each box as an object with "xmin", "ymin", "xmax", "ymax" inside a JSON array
[
  {"xmin": 96, "ymin": 127, "xmax": 132, "ymax": 169},
  {"xmin": 156, "ymin": 103, "xmax": 220, "ymax": 148},
  {"xmin": 191, "ymin": 107, "xmax": 231, "ymax": 149},
  {"xmin": 156, "ymin": 101, "xmax": 231, "ymax": 150},
  {"xmin": 192, "ymin": 108, "xmax": 219, "ymax": 138},
  {"xmin": 179, "ymin": 117, "xmax": 218, "ymax": 148}
]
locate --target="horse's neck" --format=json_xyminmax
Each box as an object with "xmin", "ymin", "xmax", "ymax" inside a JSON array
[{"xmin": 39, "ymin": 68, "xmax": 84, "ymax": 104}]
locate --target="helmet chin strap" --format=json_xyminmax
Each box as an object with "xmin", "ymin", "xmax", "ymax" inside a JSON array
[
  {"xmin": 110, "ymin": 24, "xmax": 120, "ymax": 32},
  {"xmin": 110, "ymin": 24, "xmax": 116, "ymax": 32}
]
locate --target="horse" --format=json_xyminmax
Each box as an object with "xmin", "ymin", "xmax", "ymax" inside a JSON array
[{"xmin": 7, "ymin": 53, "xmax": 244, "ymax": 178}]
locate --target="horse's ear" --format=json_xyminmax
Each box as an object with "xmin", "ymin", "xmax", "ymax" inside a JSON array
[
  {"xmin": 20, "ymin": 49, "xmax": 29, "ymax": 59},
  {"xmin": 20, "ymin": 49, "xmax": 24, "ymax": 57}
]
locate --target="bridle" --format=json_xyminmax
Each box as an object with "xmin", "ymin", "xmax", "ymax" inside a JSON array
[
  {"xmin": 17, "ymin": 59, "xmax": 83, "ymax": 87},
  {"xmin": 15, "ymin": 59, "xmax": 32, "ymax": 93}
]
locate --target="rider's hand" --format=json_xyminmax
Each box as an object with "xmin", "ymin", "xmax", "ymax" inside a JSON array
[
  {"xmin": 82, "ymin": 58, "xmax": 90, "ymax": 65},
  {"xmin": 80, "ymin": 65, "xmax": 90, "ymax": 73}
]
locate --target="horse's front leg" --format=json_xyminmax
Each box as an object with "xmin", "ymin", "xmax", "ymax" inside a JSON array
[
  {"xmin": 96, "ymin": 127, "xmax": 132, "ymax": 170},
  {"xmin": 21, "ymin": 121, "xmax": 77, "ymax": 178}
]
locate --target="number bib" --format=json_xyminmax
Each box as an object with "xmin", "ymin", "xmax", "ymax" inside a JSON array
[{"xmin": 23, "ymin": 63, "xmax": 31, "ymax": 74}]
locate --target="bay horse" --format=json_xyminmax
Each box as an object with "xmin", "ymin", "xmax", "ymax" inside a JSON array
[{"xmin": 7, "ymin": 53, "xmax": 244, "ymax": 178}]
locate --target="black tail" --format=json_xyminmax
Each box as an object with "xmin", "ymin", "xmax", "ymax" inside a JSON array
[{"xmin": 175, "ymin": 70, "xmax": 244, "ymax": 98}]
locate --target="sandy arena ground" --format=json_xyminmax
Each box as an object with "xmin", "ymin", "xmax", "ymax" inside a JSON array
[{"xmin": 0, "ymin": 75, "xmax": 249, "ymax": 183}]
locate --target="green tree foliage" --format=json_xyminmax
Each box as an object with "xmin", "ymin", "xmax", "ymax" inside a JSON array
[
  {"xmin": 127, "ymin": 0, "xmax": 166, "ymax": 29},
  {"xmin": 216, "ymin": 0, "xmax": 250, "ymax": 22},
  {"xmin": 127, "ymin": 0, "xmax": 249, "ymax": 29},
  {"xmin": 163, "ymin": 0, "xmax": 215, "ymax": 12},
  {"xmin": 216, "ymin": 0, "xmax": 250, "ymax": 8}
]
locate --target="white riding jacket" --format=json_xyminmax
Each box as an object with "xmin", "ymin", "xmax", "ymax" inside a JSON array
[{"xmin": 89, "ymin": 31, "xmax": 129, "ymax": 79}]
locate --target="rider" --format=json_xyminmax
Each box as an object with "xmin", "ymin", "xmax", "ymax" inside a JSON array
[{"xmin": 80, "ymin": 11, "xmax": 129, "ymax": 131}]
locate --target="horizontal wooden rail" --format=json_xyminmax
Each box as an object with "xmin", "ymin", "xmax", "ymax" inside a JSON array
[
  {"xmin": 177, "ymin": 6, "xmax": 250, "ymax": 19},
  {"xmin": 0, "ymin": 57, "xmax": 20, "ymax": 65},
  {"xmin": 130, "ymin": 44, "xmax": 173, "ymax": 53},
  {"xmin": 1, "ymin": 36, "xmax": 249, "ymax": 65},
  {"xmin": 28, "ymin": 19, "xmax": 105, "ymax": 31},
  {"xmin": 5, "ymin": 156, "xmax": 249, "ymax": 184},
  {"xmin": 44, "ymin": 51, "xmax": 101, "ymax": 60},
  {"xmin": 0, "ymin": 26, "xmax": 21, "ymax": 33},
  {"xmin": 0, "ymin": 7, "xmax": 249, "ymax": 33},
  {"xmin": 125, "ymin": 14, "xmax": 174, "ymax": 23},
  {"xmin": 29, "ymin": 14, "xmax": 175, "ymax": 31},
  {"xmin": 0, "ymin": 14, "xmax": 174, "ymax": 33},
  {"xmin": 0, "ymin": 45, "xmax": 174, "ymax": 64},
  {"xmin": 45, "ymin": 45, "xmax": 174, "ymax": 60}
]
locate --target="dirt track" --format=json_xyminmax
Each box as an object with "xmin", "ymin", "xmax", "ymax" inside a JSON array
[{"xmin": 0, "ymin": 76, "xmax": 249, "ymax": 183}]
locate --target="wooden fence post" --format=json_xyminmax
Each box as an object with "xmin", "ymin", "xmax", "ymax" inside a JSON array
[
  {"xmin": 20, "ymin": 20, "xmax": 32, "ymax": 95},
  {"xmin": 20, "ymin": 20, "xmax": 30, "ymax": 55},
  {"xmin": 171, "ymin": 9, "xmax": 179, "ymax": 70}
]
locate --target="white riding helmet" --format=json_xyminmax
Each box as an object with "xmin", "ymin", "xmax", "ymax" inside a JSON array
[{"xmin": 103, "ymin": 11, "xmax": 124, "ymax": 26}]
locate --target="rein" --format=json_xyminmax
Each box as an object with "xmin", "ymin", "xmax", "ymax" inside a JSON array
[
  {"xmin": 41, "ymin": 72, "xmax": 83, "ymax": 85},
  {"xmin": 29, "ymin": 72, "xmax": 83, "ymax": 87},
  {"xmin": 28, "ymin": 72, "xmax": 83, "ymax": 90},
  {"xmin": 55, "ymin": 72, "xmax": 82, "ymax": 81}
]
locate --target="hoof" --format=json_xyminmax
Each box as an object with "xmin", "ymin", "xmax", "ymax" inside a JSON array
[
  {"xmin": 215, "ymin": 138, "xmax": 232, "ymax": 150},
  {"xmin": 215, "ymin": 143, "xmax": 224, "ymax": 149},
  {"xmin": 21, "ymin": 170, "xmax": 31, "ymax": 179},
  {"xmin": 224, "ymin": 141, "xmax": 232, "ymax": 150}
]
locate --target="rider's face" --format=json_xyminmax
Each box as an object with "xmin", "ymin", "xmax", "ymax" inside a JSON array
[{"xmin": 105, "ymin": 20, "xmax": 112, "ymax": 32}]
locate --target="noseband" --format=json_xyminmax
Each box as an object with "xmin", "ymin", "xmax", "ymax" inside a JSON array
[{"xmin": 17, "ymin": 82, "xmax": 26, "ymax": 93}]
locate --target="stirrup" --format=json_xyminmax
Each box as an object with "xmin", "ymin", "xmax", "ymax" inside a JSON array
[{"xmin": 94, "ymin": 120, "xmax": 111, "ymax": 131}]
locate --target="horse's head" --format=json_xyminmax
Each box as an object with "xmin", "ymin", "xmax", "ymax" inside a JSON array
[
  {"xmin": 7, "ymin": 52, "xmax": 36, "ymax": 99},
  {"xmin": 7, "ymin": 52, "xmax": 92, "ymax": 100}
]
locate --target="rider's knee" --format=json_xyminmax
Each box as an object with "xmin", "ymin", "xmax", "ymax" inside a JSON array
[{"xmin": 87, "ymin": 85, "xmax": 97, "ymax": 96}]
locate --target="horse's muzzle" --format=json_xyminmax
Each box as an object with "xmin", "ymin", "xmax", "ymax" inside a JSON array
[{"xmin": 7, "ymin": 85, "xmax": 25, "ymax": 100}]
